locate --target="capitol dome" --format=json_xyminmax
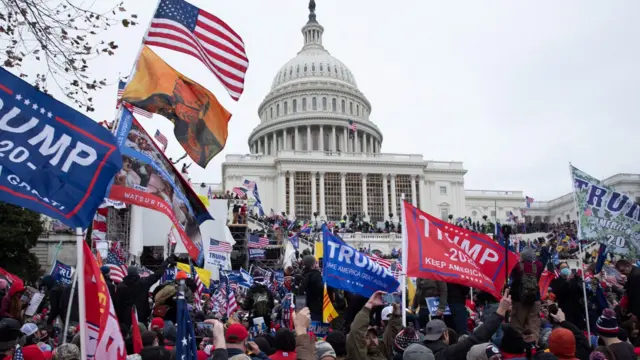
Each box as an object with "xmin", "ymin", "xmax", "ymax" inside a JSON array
[{"xmin": 248, "ymin": 1, "xmax": 383, "ymax": 155}]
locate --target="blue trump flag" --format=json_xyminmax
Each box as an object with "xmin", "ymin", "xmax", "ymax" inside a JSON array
[
  {"xmin": 0, "ymin": 68, "xmax": 122, "ymax": 228},
  {"xmin": 50, "ymin": 260, "xmax": 73, "ymax": 285},
  {"xmin": 321, "ymin": 225, "xmax": 399, "ymax": 298}
]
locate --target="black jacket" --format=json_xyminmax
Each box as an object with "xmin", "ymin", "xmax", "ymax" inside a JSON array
[
  {"xmin": 115, "ymin": 268, "xmax": 163, "ymax": 328},
  {"xmin": 298, "ymin": 268, "xmax": 323, "ymax": 317},
  {"xmin": 104, "ymin": 277, "xmax": 117, "ymax": 302},
  {"xmin": 558, "ymin": 320, "xmax": 591, "ymax": 360},
  {"xmin": 424, "ymin": 309, "xmax": 504, "ymax": 360},
  {"xmin": 625, "ymin": 266, "xmax": 640, "ymax": 318},
  {"xmin": 446, "ymin": 283, "xmax": 469, "ymax": 305}
]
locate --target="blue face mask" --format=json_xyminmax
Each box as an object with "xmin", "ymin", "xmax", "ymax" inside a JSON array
[{"xmin": 560, "ymin": 268, "xmax": 571, "ymax": 277}]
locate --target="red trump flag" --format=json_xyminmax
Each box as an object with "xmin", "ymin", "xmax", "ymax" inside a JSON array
[{"xmin": 403, "ymin": 201, "xmax": 518, "ymax": 298}]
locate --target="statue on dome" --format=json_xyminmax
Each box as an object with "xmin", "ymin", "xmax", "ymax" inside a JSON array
[{"xmin": 309, "ymin": 0, "xmax": 316, "ymax": 13}]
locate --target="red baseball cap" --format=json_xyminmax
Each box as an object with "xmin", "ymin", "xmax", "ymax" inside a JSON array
[
  {"xmin": 225, "ymin": 324, "xmax": 249, "ymax": 343},
  {"xmin": 151, "ymin": 317, "xmax": 165, "ymax": 330}
]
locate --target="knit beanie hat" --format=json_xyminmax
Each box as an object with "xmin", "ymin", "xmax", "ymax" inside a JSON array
[
  {"xmin": 548, "ymin": 328, "xmax": 576, "ymax": 359},
  {"xmin": 498, "ymin": 324, "xmax": 526, "ymax": 355},
  {"xmin": 316, "ymin": 340, "xmax": 336, "ymax": 360},
  {"xmin": 393, "ymin": 327, "xmax": 420, "ymax": 356},
  {"xmin": 596, "ymin": 308, "xmax": 619, "ymax": 337},
  {"xmin": 466, "ymin": 343, "xmax": 490, "ymax": 360},
  {"xmin": 520, "ymin": 247, "xmax": 535, "ymax": 262},
  {"xmin": 324, "ymin": 331, "xmax": 346, "ymax": 357},
  {"xmin": 100, "ymin": 266, "xmax": 110, "ymax": 276}
]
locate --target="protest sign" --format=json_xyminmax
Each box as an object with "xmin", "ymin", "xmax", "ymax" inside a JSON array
[
  {"xmin": 426, "ymin": 297, "xmax": 451, "ymax": 316},
  {"xmin": 404, "ymin": 201, "xmax": 517, "ymax": 297},
  {"xmin": 404, "ymin": 202, "xmax": 504, "ymax": 298},
  {"xmin": 0, "ymin": 67, "xmax": 122, "ymax": 228},
  {"xmin": 308, "ymin": 321, "xmax": 331, "ymax": 338},
  {"xmin": 571, "ymin": 165, "xmax": 640, "ymax": 255},
  {"xmin": 110, "ymin": 108, "xmax": 212, "ymax": 262},
  {"xmin": 321, "ymin": 225, "xmax": 399, "ymax": 298}
]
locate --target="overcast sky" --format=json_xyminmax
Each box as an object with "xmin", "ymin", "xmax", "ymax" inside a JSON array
[{"xmin": 23, "ymin": 0, "xmax": 640, "ymax": 201}]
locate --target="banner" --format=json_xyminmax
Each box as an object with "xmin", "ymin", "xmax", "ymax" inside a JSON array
[
  {"xmin": 403, "ymin": 202, "xmax": 509, "ymax": 298},
  {"xmin": 50, "ymin": 260, "xmax": 74, "ymax": 285},
  {"xmin": 571, "ymin": 165, "xmax": 640, "ymax": 254},
  {"xmin": 404, "ymin": 201, "xmax": 517, "ymax": 296},
  {"xmin": 0, "ymin": 67, "xmax": 122, "ymax": 228},
  {"xmin": 308, "ymin": 321, "xmax": 330, "ymax": 338},
  {"xmin": 249, "ymin": 248, "xmax": 266, "ymax": 260},
  {"xmin": 321, "ymin": 225, "xmax": 399, "ymax": 298},
  {"xmin": 110, "ymin": 108, "xmax": 213, "ymax": 262},
  {"xmin": 205, "ymin": 251, "xmax": 230, "ymax": 270}
]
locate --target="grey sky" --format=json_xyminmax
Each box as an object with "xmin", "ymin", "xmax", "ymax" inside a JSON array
[{"xmin": 24, "ymin": 0, "xmax": 640, "ymax": 201}]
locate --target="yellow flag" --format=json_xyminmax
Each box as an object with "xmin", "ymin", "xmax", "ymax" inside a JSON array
[
  {"xmin": 198, "ymin": 194, "xmax": 210, "ymax": 207},
  {"xmin": 323, "ymin": 284, "xmax": 338, "ymax": 323},
  {"xmin": 177, "ymin": 262, "xmax": 211, "ymax": 288},
  {"xmin": 315, "ymin": 241, "xmax": 323, "ymax": 260},
  {"xmin": 407, "ymin": 277, "xmax": 416, "ymax": 307}
]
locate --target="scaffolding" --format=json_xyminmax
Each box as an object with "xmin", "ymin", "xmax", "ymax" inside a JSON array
[
  {"xmin": 106, "ymin": 207, "xmax": 131, "ymax": 259},
  {"xmin": 229, "ymin": 224, "xmax": 249, "ymax": 270}
]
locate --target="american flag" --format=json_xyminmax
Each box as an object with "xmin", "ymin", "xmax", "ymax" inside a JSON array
[
  {"xmin": 367, "ymin": 255, "xmax": 403, "ymax": 280},
  {"xmin": 248, "ymin": 234, "xmax": 269, "ymax": 249},
  {"xmin": 231, "ymin": 187, "xmax": 246, "ymax": 198},
  {"xmin": 116, "ymin": 80, "xmax": 153, "ymax": 118},
  {"xmin": 242, "ymin": 179, "xmax": 256, "ymax": 192},
  {"xmin": 348, "ymin": 120, "xmax": 357, "ymax": 132},
  {"xmin": 209, "ymin": 238, "xmax": 232, "ymax": 253},
  {"xmin": 221, "ymin": 273, "xmax": 238, "ymax": 317},
  {"xmin": 106, "ymin": 251, "xmax": 128, "ymax": 283},
  {"xmin": 190, "ymin": 263, "xmax": 204, "ymax": 311},
  {"xmin": 154, "ymin": 129, "xmax": 169, "ymax": 151},
  {"xmin": 144, "ymin": 0, "xmax": 248, "ymax": 101},
  {"xmin": 525, "ymin": 196, "xmax": 534, "ymax": 208},
  {"xmin": 13, "ymin": 345, "xmax": 24, "ymax": 360}
]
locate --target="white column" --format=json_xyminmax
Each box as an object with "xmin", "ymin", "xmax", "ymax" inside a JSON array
[
  {"xmin": 311, "ymin": 172, "xmax": 317, "ymax": 214},
  {"xmin": 411, "ymin": 175, "xmax": 417, "ymax": 206},
  {"xmin": 278, "ymin": 171, "xmax": 286, "ymax": 212},
  {"xmin": 343, "ymin": 127, "xmax": 348, "ymax": 152},
  {"xmin": 340, "ymin": 172, "xmax": 347, "ymax": 217},
  {"xmin": 419, "ymin": 175, "xmax": 426, "ymax": 211},
  {"xmin": 288, "ymin": 171, "xmax": 296, "ymax": 219},
  {"xmin": 390, "ymin": 174, "xmax": 397, "ymax": 218},
  {"xmin": 332, "ymin": 126, "xmax": 336, "ymax": 151},
  {"xmin": 307, "ymin": 125, "xmax": 312, "ymax": 151},
  {"xmin": 354, "ymin": 131, "xmax": 359, "ymax": 153},
  {"xmin": 319, "ymin": 172, "xmax": 326, "ymax": 218},
  {"xmin": 294, "ymin": 127, "xmax": 299, "ymax": 150},
  {"xmin": 451, "ymin": 181, "xmax": 458, "ymax": 216},
  {"xmin": 382, "ymin": 174, "xmax": 389, "ymax": 218},
  {"xmin": 362, "ymin": 173, "xmax": 368, "ymax": 219},
  {"xmin": 319, "ymin": 126, "xmax": 324, "ymax": 151},
  {"xmin": 283, "ymin": 128, "xmax": 288, "ymax": 150},
  {"xmin": 428, "ymin": 180, "xmax": 435, "ymax": 214},
  {"xmin": 458, "ymin": 181, "xmax": 465, "ymax": 218},
  {"xmin": 272, "ymin": 132, "xmax": 277, "ymax": 154}
]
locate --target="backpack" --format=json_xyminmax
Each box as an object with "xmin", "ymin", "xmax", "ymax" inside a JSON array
[
  {"xmin": 252, "ymin": 289, "xmax": 270, "ymax": 318},
  {"xmin": 519, "ymin": 262, "xmax": 538, "ymax": 306},
  {"xmin": 155, "ymin": 283, "xmax": 178, "ymax": 305}
]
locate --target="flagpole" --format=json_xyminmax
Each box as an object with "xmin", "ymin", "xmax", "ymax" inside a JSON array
[
  {"xmin": 75, "ymin": 227, "xmax": 88, "ymax": 359},
  {"xmin": 400, "ymin": 194, "xmax": 408, "ymax": 327},
  {"xmin": 62, "ymin": 271, "xmax": 78, "ymax": 343},
  {"xmin": 568, "ymin": 162, "xmax": 592, "ymax": 346}
]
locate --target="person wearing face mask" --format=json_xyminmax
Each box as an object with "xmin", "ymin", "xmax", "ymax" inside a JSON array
[{"xmin": 550, "ymin": 262, "xmax": 586, "ymax": 330}]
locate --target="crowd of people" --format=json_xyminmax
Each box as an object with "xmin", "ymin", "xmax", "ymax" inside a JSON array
[{"xmin": 1, "ymin": 216, "xmax": 638, "ymax": 360}]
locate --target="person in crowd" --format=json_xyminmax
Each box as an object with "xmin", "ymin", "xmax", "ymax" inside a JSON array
[
  {"xmin": 412, "ymin": 278, "xmax": 447, "ymax": 329},
  {"xmin": 346, "ymin": 291, "xmax": 402, "ymax": 360},
  {"xmin": 138, "ymin": 346, "xmax": 172, "ymax": 360},
  {"xmin": 270, "ymin": 328, "xmax": 297, "ymax": 360},
  {"xmin": 316, "ymin": 340, "xmax": 337, "ymax": 360},
  {"xmin": 392, "ymin": 327, "xmax": 421, "ymax": 360},
  {"xmin": 101, "ymin": 266, "xmax": 117, "ymax": 301},
  {"xmin": 325, "ymin": 331, "xmax": 347, "ymax": 360},
  {"xmin": 509, "ymin": 247, "xmax": 543, "ymax": 342},
  {"xmin": 243, "ymin": 276, "xmax": 275, "ymax": 330},
  {"xmin": 550, "ymin": 262, "xmax": 586, "ymax": 331},
  {"xmin": 423, "ymin": 289, "xmax": 511, "ymax": 360},
  {"xmin": 615, "ymin": 259, "xmax": 640, "ymax": 319},
  {"xmin": 140, "ymin": 330, "xmax": 158, "ymax": 348},
  {"xmin": 596, "ymin": 308, "xmax": 637, "ymax": 360},
  {"xmin": 152, "ymin": 270, "xmax": 196, "ymax": 325},
  {"xmin": 445, "ymin": 283, "xmax": 469, "ymax": 336},
  {"xmin": 115, "ymin": 257, "xmax": 171, "ymax": 330},
  {"xmin": 298, "ymin": 255, "xmax": 324, "ymax": 322},
  {"xmin": 232, "ymin": 202, "xmax": 241, "ymax": 224},
  {"xmin": 40, "ymin": 275, "xmax": 66, "ymax": 330},
  {"xmin": 0, "ymin": 279, "xmax": 26, "ymax": 321}
]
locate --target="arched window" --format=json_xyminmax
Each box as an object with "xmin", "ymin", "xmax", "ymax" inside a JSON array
[
  {"xmin": 270, "ymin": 107, "xmax": 273, "ymax": 119},
  {"xmin": 312, "ymin": 97, "xmax": 317, "ymax": 110},
  {"xmin": 328, "ymin": 65, "xmax": 331, "ymax": 73},
  {"xmin": 320, "ymin": 64, "xmax": 324, "ymax": 72},
  {"xmin": 297, "ymin": 65, "xmax": 300, "ymax": 74},
  {"xmin": 340, "ymin": 67, "xmax": 344, "ymax": 77},
  {"xmin": 356, "ymin": 104, "xmax": 360, "ymax": 116},
  {"xmin": 284, "ymin": 101, "xmax": 288, "ymax": 115},
  {"xmin": 341, "ymin": 99, "xmax": 345, "ymax": 113},
  {"xmin": 276, "ymin": 104, "xmax": 280, "ymax": 116},
  {"xmin": 289, "ymin": 67, "xmax": 293, "ymax": 76},
  {"xmin": 293, "ymin": 99, "xmax": 297, "ymax": 113},
  {"xmin": 322, "ymin": 97, "xmax": 327, "ymax": 110},
  {"xmin": 332, "ymin": 98, "xmax": 337, "ymax": 111},
  {"xmin": 304, "ymin": 64, "xmax": 307, "ymax": 72},
  {"xmin": 312, "ymin": 63, "xmax": 315, "ymax": 72},
  {"xmin": 349, "ymin": 102, "xmax": 353, "ymax": 114},
  {"xmin": 302, "ymin": 98, "xmax": 307, "ymax": 111},
  {"xmin": 334, "ymin": 65, "xmax": 338, "ymax": 74}
]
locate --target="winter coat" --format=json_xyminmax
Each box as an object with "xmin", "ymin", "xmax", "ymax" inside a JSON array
[
  {"xmin": 298, "ymin": 268, "xmax": 323, "ymax": 317},
  {"xmin": 625, "ymin": 266, "xmax": 640, "ymax": 318},
  {"xmin": 115, "ymin": 268, "xmax": 163, "ymax": 328},
  {"xmin": 0, "ymin": 281, "xmax": 25, "ymax": 319},
  {"xmin": 413, "ymin": 278, "xmax": 447, "ymax": 309},
  {"xmin": 346, "ymin": 307, "xmax": 402, "ymax": 360}
]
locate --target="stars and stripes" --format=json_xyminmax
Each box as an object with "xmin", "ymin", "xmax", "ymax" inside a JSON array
[
  {"xmin": 13, "ymin": 344, "xmax": 24, "ymax": 360},
  {"xmin": 231, "ymin": 187, "xmax": 246, "ymax": 198},
  {"xmin": 176, "ymin": 289, "xmax": 197, "ymax": 360},
  {"xmin": 248, "ymin": 234, "xmax": 269, "ymax": 249},
  {"xmin": 154, "ymin": 129, "xmax": 169, "ymax": 151},
  {"xmin": 348, "ymin": 119, "xmax": 357, "ymax": 132},
  {"xmin": 190, "ymin": 262, "xmax": 204, "ymax": 311},
  {"xmin": 144, "ymin": 0, "xmax": 248, "ymax": 101},
  {"xmin": 525, "ymin": 196, "xmax": 534, "ymax": 208},
  {"xmin": 209, "ymin": 238, "xmax": 232, "ymax": 253},
  {"xmin": 221, "ymin": 273, "xmax": 238, "ymax": 317},
  {"xmin": 367, "ymin": 255, "xmax": 403, "ymax": 280},
  {"xmin": 242, "ymin": 179, "xmax": 256, "ymax": 192},
  {"xmin": 117, "ymin": 80, "xmax": 153, "ymax": 118},
  {"xmin": 106, "ymin": 251, "xmax": 128, "ymax": 283}
]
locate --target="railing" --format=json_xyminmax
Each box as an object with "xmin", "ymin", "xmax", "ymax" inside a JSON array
[{"xmin": 465, "ymin": 190, "xmax": 524, "ymax": 198}]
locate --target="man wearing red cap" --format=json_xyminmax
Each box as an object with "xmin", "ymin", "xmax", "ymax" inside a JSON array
[{"xmin": 225, "ymin": 323, "xmax": 267, "ymax": 360}]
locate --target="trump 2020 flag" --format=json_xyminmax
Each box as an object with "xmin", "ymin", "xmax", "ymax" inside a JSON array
[
  {"xmin": 0, "ymin": 67, "xmax": 122, "ymax": 228},
  {"xmin": 403, "ymin": 201, "xmax": 505, "ymax": 299},
  {"xmin": 50, "ymin": 260, "xmax": 74, "ymax": 285},
  {"xmin": 321, "ymin": 225, "xmax": 399, "ymax": 298}
]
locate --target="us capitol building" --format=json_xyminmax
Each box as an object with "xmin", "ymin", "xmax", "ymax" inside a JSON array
[{"xmin": 216, "ymin": 2, "xmax": 640, "ymax": 227}]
